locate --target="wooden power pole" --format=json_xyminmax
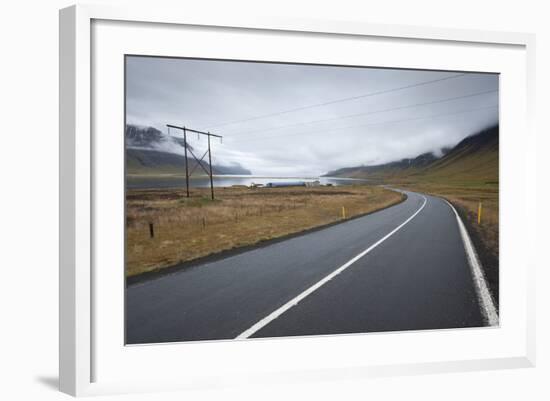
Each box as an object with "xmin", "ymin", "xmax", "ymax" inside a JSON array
[{"xmin": 166, "ymin": 124, "xmax": 222, "ymax": 200}]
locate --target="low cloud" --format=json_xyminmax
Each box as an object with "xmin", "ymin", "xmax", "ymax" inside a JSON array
[{"xmin": 126, "ymin": 56, "xmax": 498, "ymax": 176}]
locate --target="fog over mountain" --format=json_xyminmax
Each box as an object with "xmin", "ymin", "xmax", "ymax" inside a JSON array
[
  {"xmin": 126, "ymin": 56, "xmax": 498, "ymax": 176},
  {"xmin": 125, "ymin": 124, "xmax": 251, "ymax": 175},
  {"xmin": 126, "ymin": 124, "xmax": 190, "ymax": 153}
]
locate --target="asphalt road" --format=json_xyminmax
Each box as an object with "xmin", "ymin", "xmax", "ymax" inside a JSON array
[{"xmin": 126, "ymin": 190, "xmax": 485, "ymax": 344}]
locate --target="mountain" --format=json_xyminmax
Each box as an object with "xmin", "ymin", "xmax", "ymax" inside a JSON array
[
  {"xmin": 327, "ymin": 152, "xmax": 439, "ymax": 180},
  {"xmin": 325, "ymin": 125, "xmax": 498, "ymax": 183},
  {"xmin": 125, "ymin": 124, "xmax": 252, "ymax": 175},
  {"xmin": 419, "ymin": 125, "xmax": 498, "ymax": 182},
  {"xmin": 126, "ymin": 148, "xmax": 252, "ymax": 175},
  {"xmin": 126, "ymin": 124, "xmax": 189, "ymax": 150}
]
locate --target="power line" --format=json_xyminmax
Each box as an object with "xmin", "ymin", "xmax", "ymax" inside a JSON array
[
  {"xmin": 228, "ymin": 105, "xmax": 498, "ymax": 143},
  {"xmin": 203, "ymin": 73, "xmax": 468, "ymax": 130},
  {"xmin": 230, "ymin": 89, "xmax": 497, "ymax": 138}
]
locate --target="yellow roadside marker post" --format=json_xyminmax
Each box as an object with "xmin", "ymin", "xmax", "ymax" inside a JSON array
[
  {"xmin": 478, "ymin": 202, "xmax": 482, "ymax": 225},
  {"xmin": 342, "ymin": 206, "xmax": 346, "ymax": 219}
]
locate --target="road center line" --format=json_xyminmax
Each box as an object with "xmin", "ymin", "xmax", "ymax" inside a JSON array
[{"xmin": 236, "ymin": 193, "xmax": 428, "ymax": 339}]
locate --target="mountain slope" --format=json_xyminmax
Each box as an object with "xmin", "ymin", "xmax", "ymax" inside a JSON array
[
  {"xmin": 125, "ymin": 124, "xmax": 252, "ymax": 175},
  {"xmin": 126, "ymin": 124, "xmax": 190, "ymax": 150},
  {"xmin": 126, "ymin": 148, "xmax": 252, "ymax": 176},
  {"xmin": 326, "ymin": 125, "xmax": 498, "ymax": 183},
  {"xmin": 420, "ymin": 125, "xmax": 498, "ymax": 182},
  {"xmin": 326, "ymin": 152, "xmax": 439, "ymax": 180}
]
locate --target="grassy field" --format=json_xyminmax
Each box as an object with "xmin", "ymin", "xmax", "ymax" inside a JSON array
[{"xmin": 126, "ymin": 185, "xmax": 404, "ymax": 277}]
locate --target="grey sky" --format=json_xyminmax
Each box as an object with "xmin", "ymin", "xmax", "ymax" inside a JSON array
[{"xmin": 126, "ymin": 56, "xmax": 498, "ymax": 176}]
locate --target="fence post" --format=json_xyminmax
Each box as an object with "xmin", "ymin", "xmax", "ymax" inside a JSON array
[
  {"xmin": 478, "ymin": 202, "xmax": 482, "ymax": 225},
  {"xmin": 149, "ymin": 222, "xmax": 154, "ymax": 238}
]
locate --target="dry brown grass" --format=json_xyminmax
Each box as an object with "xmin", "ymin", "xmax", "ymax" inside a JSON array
[{"xmin": 126, "ymin": 185, "xmax": 404, "ymax": 277}]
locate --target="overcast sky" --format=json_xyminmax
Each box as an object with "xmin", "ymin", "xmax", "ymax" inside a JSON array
[{"xmin": 126, "ymin": 56, "xmax": 498, "ymax": 176}]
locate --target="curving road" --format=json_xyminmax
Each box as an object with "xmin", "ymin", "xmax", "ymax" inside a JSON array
[{"xmin": 126, "ymin": 190, "xmax": 489, "ymax": 344}]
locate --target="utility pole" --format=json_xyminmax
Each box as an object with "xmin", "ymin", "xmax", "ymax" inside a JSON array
[
  {"xmin": 166, "ymin": 124, "xmax": 222, "ymax": 200},
  {"xmin": 207, "ymin": 133, "xmax": 214, "ymax": 200},
  {"xmin": 183, "ymin": 127, "xmax": 189, "ymax": 198}
]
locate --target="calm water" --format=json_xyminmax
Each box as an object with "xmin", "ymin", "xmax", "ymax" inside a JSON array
[{"xmin": 126, "ymin": 175, "xmax": 369, "ymax": 190}]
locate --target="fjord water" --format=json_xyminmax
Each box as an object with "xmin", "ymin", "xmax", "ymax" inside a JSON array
[{"xmin": 126, "ymin": 175, "xmax": 369, "ymax": 189}]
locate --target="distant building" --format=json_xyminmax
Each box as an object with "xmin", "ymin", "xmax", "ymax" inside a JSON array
[
  {"xmin": 265, "ymin": 181, "xmax": 306, "ymax": 188},
  {"xmin": 305, "ymin": 180, "xmax": 321, "ymax": 187}
]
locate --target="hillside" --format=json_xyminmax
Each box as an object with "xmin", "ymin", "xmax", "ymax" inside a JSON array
[
  {"xmin": 126, "ymin": 148, "xmax": 252, "ymax": 176},
  {"xmin": 419, "ymin": 125, "xmax": 498, "ymax": 183},
  {"xmin": 326, "ymin": 125, "xmax": 498, "ymax": 184},
  {"xmin": 126, "ymin": 124, "xmax": 189, "ymax": 150},
  {"xmin": 327, "ymin": 152, "xmax": 439, "ymax": 180},
  {"xmin": 126, "ymin": 124, "xmax": 252, "ymax": 176}
]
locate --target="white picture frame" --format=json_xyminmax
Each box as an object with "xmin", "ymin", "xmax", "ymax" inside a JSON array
[{"xmin": 59, "ymin": 4, "xmax": 536, "ymax": 397}]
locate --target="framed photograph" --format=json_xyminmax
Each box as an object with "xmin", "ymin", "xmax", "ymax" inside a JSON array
[{"xmin": 59, "ymin": 4, "xmax": 536, "ymax": 396}]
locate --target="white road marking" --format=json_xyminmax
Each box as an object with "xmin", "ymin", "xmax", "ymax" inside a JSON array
[
  {"xmin": 444, "ymin": 200, "xmax": 499, "ymax": 326},
  {"xmin": 236, "ymin": 194, "xmax": 428, "ymax": 339}
]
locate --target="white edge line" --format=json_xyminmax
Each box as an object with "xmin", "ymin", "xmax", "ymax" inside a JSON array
[
  {"xmin": 236, "ymin": 194, "xmax": 428, "ymax": 339},
  {"xmin": 444, "ymin": 200, "xmax": 499, "ymax": 326}
]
